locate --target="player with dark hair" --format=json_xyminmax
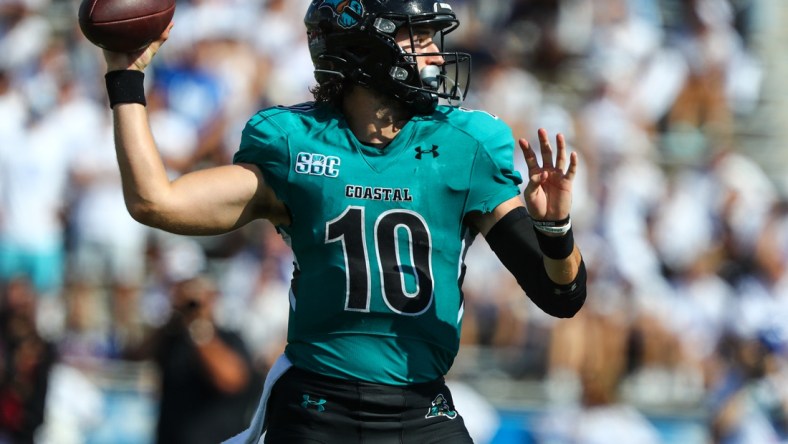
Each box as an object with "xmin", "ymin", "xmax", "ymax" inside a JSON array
[{"xmin": 100, "ymin": 0, "xmax": 587, "ymax": 442}]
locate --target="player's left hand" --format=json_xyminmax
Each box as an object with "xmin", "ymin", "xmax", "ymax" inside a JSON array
[{"xmin": 519, "ymin": 128, "xmax": 577, "ymax": 221}]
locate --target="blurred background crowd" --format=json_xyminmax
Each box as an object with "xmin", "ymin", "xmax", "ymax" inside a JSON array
[{"xmin": 1, "ymin": 0, "xmax": 788, "ymax": 443}]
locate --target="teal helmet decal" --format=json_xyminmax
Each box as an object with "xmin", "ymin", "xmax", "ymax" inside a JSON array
[{"xmin": 317, "ymin": 0, "xmax": 365, "ymax": 28}]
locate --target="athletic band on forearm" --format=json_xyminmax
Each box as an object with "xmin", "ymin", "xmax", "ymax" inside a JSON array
[
  {"xmin": 534, "ymin": 226, "xmax": 575, "ymax": 260},
  {"xmin": 485, "ymin": 207, "xmax": 586, "ymax": 318},
  {"xmin": 105, "ymin": 70, "xmax": 146, "ymax": 108}
]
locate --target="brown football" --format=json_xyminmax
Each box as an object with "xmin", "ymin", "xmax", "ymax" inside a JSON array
[{"xmin": 78, "ymin": 0, "xmax": 175, "ymax": 53}]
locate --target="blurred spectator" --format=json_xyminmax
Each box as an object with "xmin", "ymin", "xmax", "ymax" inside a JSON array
[
  {"xmin": 536, "ymin": 310, "xmax": 662, "ymax": 444},
  {"xmin": 56, "ymin": 281, "xmax": 116, "ymax": 364},
  {"xmin": 0, "ymin": 277, "xmax": 57, "ymax": 444},
  {"xmin": 124, "ymin": 274, "xmax": 258, "ymax": 444},
  {"xmin": 227, "ymin": 222, "xmax": 292, "ymax": 375},
  {"xmin": 147, "ymin": 84, "xmax": 201, "ymax": 178},
  {"xmin": 0, "ymin": 65, "xmax": 73, "ymax": 298},
  {"xmin": 666, "ymin": 0, "xmax": 762, "ymax": 139},
  {"xmin": 66, "ymin": 97, "xmax": 150, "ymax": 356},
  {"xmin": 708, "ymin": 331, "xmax": 788, "ymax": 444},
  {"xmin": 0, "ymin": 0, "xmax": 51, "ymax": 73},
  {"xmin": 0, "ymin": 68, "xmax": 24, "ymax": 258},
  {"xmin": 250, "ymin": 0, "xmax": 315, "ymax": 109},
  {"xmin": 67, "ymin": 115, "xmax": 148, "ymax": 293}
]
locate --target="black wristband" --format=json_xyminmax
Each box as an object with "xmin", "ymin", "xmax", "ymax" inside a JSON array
[
  {"xmin": 534, "ymin": 226, "xmax": 575, "ymax": 260},
  {"xmin": 105, "ymin": 70, "xmax": 146, "ymax": 108}
]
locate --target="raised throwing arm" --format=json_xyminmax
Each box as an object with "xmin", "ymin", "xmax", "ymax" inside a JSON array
[{"xmin": 101, "ymin": 24, "xmax": 288, "ymax": 235}]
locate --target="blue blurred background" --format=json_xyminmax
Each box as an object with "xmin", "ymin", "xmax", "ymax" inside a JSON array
[{"xmin": 2, "ymin": 0, "xmax": 788, "ymax": 443}]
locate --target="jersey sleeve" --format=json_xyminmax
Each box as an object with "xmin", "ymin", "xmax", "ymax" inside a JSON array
[
  {"xmin": 233, "ymin": 111, "xmax": 291, "ymax": 203},
  {"xmin": 465, "ymin": 116, "xmax": 523, "ymax": 215}
]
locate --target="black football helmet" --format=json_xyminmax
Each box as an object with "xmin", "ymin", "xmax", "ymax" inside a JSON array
[{"xmin": 304, "ymin": 0, "xmax": 471, "ymax": 114}]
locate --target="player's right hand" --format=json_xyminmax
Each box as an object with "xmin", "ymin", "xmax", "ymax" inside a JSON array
[{"xmin": 103, "ymin": 21, "xmax": 173, "ymax": 72}]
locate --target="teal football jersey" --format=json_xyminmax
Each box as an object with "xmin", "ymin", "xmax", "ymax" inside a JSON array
[{"xmin": 234, "ymin": 103, "xmax": 522, "ymax": 385}]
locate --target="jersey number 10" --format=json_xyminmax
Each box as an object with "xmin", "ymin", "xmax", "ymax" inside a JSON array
[{"xmin": 326, "ymin": 206, "xmax": 434, "ymax": 316}]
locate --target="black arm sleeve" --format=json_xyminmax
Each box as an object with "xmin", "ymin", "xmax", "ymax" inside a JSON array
[{"xmin": 484, "ymin": 207, "xmax": 587, "ymax": 318}]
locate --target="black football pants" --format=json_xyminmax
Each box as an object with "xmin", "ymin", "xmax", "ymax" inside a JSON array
[{"xmin": 263, "ymin": 366, "xmax": 475, "ymax": 444}]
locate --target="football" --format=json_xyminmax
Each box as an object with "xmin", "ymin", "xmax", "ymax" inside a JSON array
[{"xmin": 78, "ymin": 0, "xmax": 176, "ymax": 53}]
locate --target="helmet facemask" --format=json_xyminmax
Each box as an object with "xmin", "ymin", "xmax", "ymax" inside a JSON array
[{"xmin": 384, "ymin": 16, "xmax": 470, "ymax": 112}]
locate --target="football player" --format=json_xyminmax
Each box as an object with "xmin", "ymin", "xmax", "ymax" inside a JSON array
[{"xmin": 101, "ymin": 1, "xmax": 587, "ymax": 442}]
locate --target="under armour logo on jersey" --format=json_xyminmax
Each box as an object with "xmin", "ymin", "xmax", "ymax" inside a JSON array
[
  {"xmin": 425, "ymin": 394, "xmax": 457, "ymax": 420},
  {"xmin": 301, "ymin": 394, "xmax": 326, "ymax": 412},
  {"xmin": 415, "ymin": 145, "xmax": 440, "ymax": 159}
]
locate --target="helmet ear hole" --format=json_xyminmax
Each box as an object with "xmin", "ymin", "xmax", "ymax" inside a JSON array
[{"xmin": 373, "ymin": 18, "xmax": 398, "ymax": 35}]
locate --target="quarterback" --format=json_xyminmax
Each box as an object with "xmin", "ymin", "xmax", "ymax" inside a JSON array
[{"xmin": 100, "ymin": 0, "xmax": 587, "ymax": 442}]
